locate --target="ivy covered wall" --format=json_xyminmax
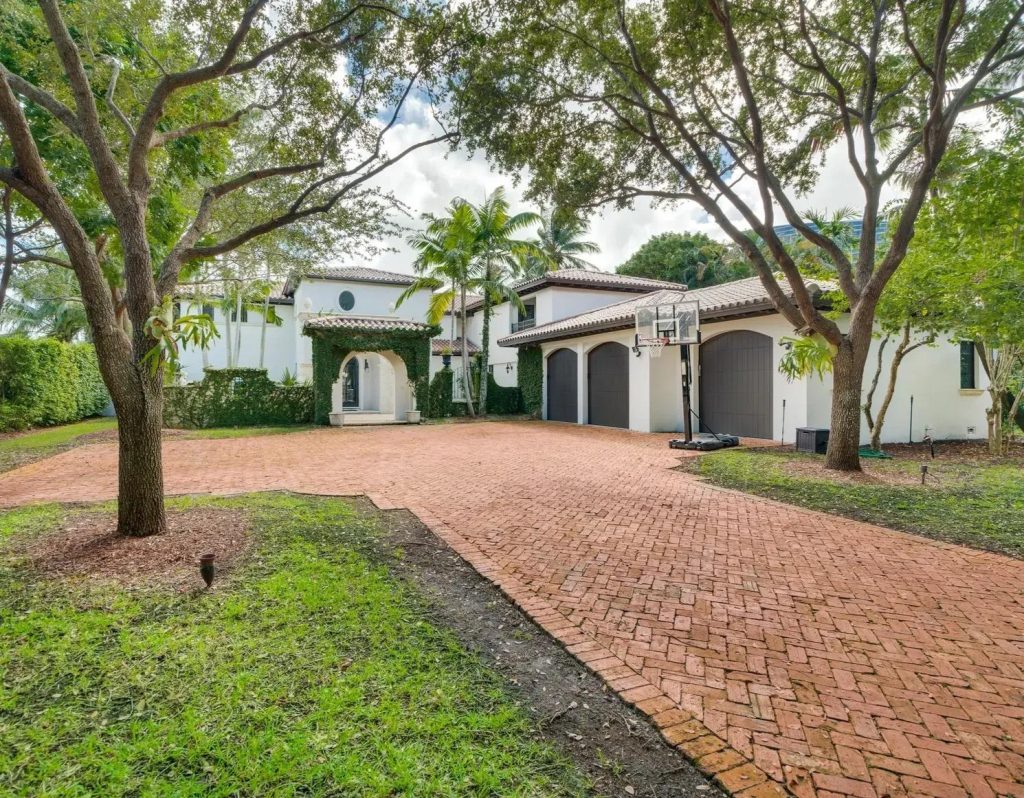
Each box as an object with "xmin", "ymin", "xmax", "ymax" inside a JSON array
[
  {"xmin": 164, "ymin": 369, "xmax": 313, "ymax": 428},
  {"xmin": 307, "ymin": 325, "xmax": 438, "ymax": 425},
  {"xmin": 518, "ymin": 346, "xmax": 543, "ymax": 417},
  {"xmin": 428, "ymin": 367, "xmax": 522, "ymax": 417}
]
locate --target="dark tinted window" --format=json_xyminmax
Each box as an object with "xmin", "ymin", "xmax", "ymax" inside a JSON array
[{"xmin": 339, "ymin": 291, "xmax": 355, "ymax": 311}]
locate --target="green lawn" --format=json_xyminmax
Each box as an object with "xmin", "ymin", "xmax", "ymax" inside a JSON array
[
  {"xmin": 685, "ymin": 448, "xmax": 1024, "ymax": 557},
  {"xmin": 0, "ymin": 417, "xmax": 117, "ymax": 473},
  {"xmin": 0, "ymin": 495, "xmax": 590, "ymax": 797}
]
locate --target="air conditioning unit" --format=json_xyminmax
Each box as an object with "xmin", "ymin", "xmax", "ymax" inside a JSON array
[{"xmin": 795, "ymin": 427, "xmax": 829, "ymax": 454}]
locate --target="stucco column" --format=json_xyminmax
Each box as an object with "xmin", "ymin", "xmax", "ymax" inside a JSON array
[{"xmin": 575, "ymin": 342, "xmax": 587, "ymax": 425}]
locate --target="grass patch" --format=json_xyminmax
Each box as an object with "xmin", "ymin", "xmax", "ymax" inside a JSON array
[
  {"xmin": 182, "ymin": 425, "xmax": 315, "ymax": 440},
  {"xmin": 686, "ymin": 448, "xmax": 1024, "ymax": 557},
  {"xmin": 0, "ymin": 418, "xmax": 117, "ymax": 473},
  {"xmin": 0, "ymin": 494, "xmax": 590, "ymax": 796}
]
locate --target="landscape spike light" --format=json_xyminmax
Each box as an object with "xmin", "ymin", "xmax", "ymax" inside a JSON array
[{"xmin": 199, "ymin": 553, "xmax": 216, "ymax": 588}]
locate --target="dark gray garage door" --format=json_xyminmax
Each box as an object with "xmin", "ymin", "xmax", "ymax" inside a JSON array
[
  {"xmin": 587, "ymin": 342, "xmax": 629, "ymax": 428},
  {"xmin": 546, "ymin": 348, "xmax": 578, "ymax": 422},
  {"xmin": 699, "ymin": 331, "xmax": 773, "ymax": 439}
]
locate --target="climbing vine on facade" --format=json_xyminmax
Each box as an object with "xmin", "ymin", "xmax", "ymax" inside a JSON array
[{"xmin": 307, "ymin": 325, "xmax": 439, "ymax": 424}]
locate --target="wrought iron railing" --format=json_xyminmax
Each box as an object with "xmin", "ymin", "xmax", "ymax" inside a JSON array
[{"xmin": 510, "ymin": 317, "xmax": 536, "ymax": 333}]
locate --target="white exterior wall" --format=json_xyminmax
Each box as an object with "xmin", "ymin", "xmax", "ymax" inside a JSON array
[
  {"xmin": 482, "ymin": 287, "xmax": 653, "ymax": 390},
  {"xmin": 855, "ymin": 333, "xmax": 989, "ymax": 444},
  {"xmin": 540, "ymin": 329, "xmax": 659, "ymax": 433},
  {"xmin": 532, "ymin": 311, "xmax": 988, "ymax": 442},
  {"xmin": 693, "ymin": 313, "xmax": 989, "ymax": 444},
  {"xmin": 293, "ymin": 278, "xmax": 432, "ymax": 381},
  {"xmin": 177, "ymin": 301, "xmax": 296, "ymax": 383}
]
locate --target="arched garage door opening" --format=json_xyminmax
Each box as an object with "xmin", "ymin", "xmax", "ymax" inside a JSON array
[
  {"xmin": 699, "ymin": 330, "xmax": 773, "ymax": 439},
  {"xmin": 588, "ymin": 342, "xmax": 629, "ymax": 428},
  {"xmin": 546, "ymin": 348, "xmax": 578, "ymax": 422}
]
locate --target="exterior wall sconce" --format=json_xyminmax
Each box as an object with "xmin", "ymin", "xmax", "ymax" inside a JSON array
[{"xmin": 364, "ymin": 358, "xmax": 369, "ymax": 370}]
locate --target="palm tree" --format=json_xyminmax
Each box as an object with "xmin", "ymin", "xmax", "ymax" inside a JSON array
[
  {"xmin": 399, "ymin": 201, "xmax": 481, "ymax": 415},
  {"xmin": 0, "ymin": 266, "xmax": 88, "ymax": 341},
  {"xmin": 467, "ymin": 188, "xmax": 538, "ymax": 413},
  {"xmin": 520, "ymin": 211, "xmax": 600, "ymax": 277}
]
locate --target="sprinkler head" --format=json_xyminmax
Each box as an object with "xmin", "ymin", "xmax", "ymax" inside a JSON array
[{"xmin": 199, "ymin": 553, "xmax": 216, "ymax": 588}]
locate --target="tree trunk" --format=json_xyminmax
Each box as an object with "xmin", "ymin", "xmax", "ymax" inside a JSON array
[
  {"xmin": 460, "ymin": 285, "xmax": 475, "ymax": 417},
  {"xmin": 479, "ymin": 277, "xmax": 491, "ymax": 415},
  {"xmin": 987, "ymin": 388, "xmax": 1003, "ymax": 455},
  {"xmin": 869, "ymin": 324, "xmax": 928, "ymax": 451},
  {"xmin": 825, "ymin": 338, "xmax": 868, "ymax": 471},
  {"xmin": 114, "ymin": 378, "xmax": 168, "ymax": 536},
  {"xmin": 0, "ymin": 187, "xmax": 13, "ymax": 314},
  {"xmin": 862, "ymin": 334, "xmax": 889, "ymax": 437}
]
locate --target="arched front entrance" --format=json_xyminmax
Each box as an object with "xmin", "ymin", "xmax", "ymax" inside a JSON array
[
  {"xmin": 304, "ymin": 316, "xmax": 437, "ymax": 425},
  {"xmin": 546, "ymin": 348, "xmax": 578, "ymax": 422},
  {"xmin": 330, "ymin": 351, "xmax": 408, "ymax": 423},
  {"xmin": 699, "ymin": 330, "xmax": 773, "ymax": 438},
  {"xmin": 587, "ymin": 342, "xmax": 629, "ymax": 429}
]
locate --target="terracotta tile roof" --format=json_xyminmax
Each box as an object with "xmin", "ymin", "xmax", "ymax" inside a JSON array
[
  {"xmin": 304, "ymin": 266, "xmax": 417, "ymax": 285},
  {"xmin": 445, "ymin": 293, "xmax": 483, "ymax": 313},
  {"xmin": 303, "ymin": 315, "xmax": 436, "ymax": 334},
  {"xmin": 431, "ymin": 337, "xmax": 480, "ymax": 355},
  {"xmin": 283, "ymin": 266, "xmax": 418, "ymax": 296},
  {"xmin": 464, "ymin": 269, "xmax": 685, "ymax": 312},
  {"xmin": 497, "ymin": 276, "xmax": 836, "ymax": 347}
]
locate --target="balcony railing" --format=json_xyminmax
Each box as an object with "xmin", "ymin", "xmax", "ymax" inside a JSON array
[{"xmin": 510, "ymin": 317, "xmax": 536, "ymax": 333}]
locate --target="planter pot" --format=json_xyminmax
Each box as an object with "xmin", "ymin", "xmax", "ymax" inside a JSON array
[
  {"xmin": 441, "ymin": 354, "xmax": 452, "ymax": 368},
  {"xmin": 406, "ymin": 410, "xmax": 422, "ymax": 424},
  {"xmin": 329, "ymin": 412, "xmax": 345, "ymax": 426}
]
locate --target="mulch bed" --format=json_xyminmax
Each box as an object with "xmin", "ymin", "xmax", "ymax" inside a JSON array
[
  {"xmin": 779, "ymin": 456, "xmax": 923, "ymax": 486},
  {"xmin": 17, "ymin": 507, "xmax": 251, "ymax": 590}
]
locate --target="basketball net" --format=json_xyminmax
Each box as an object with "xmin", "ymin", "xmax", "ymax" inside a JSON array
[{"xmin": 638, "ymin": 336, "xmax": 670, "ymax": 358}]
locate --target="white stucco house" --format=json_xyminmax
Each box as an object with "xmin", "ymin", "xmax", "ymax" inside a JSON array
[{"xmin": 177, "ymin": 266, "xmax": 988, "ymax": 443}]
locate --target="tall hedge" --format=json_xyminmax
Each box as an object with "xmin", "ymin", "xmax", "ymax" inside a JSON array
[
  {"xmin": 0, "ymin": 337, "xmax": 109, "ymax": 431},
  {"xmin": 518, "ymin": 346, "xmax": 543, "ymax": 417},
  {"xmin": 428, "ymin": 367, "xmax": 522, "ymax": 417},
  {"xmin": 164, "ymin": 368, "xmax": 313, "ymax": 429}
]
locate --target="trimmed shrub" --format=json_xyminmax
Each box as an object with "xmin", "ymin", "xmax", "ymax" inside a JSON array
[
  {"xmin": 164, "ymin": 368, "xmax": 313, "ymax": 429},
  {"xmin": 0, "ymin": 337, "xmax": 109, "ymax": 431}
]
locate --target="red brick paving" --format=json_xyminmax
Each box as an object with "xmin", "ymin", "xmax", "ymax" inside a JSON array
[{"xmin": 2, "ymin": 421, "xmax": 1022, "ymax": 798}]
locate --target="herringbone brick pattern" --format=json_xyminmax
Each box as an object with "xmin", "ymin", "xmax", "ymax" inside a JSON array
[{"xmin": 1, "ymin": 421, "xmax": 1022, "ymax": 798}]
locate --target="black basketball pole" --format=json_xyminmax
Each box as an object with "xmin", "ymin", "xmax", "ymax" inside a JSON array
[{"xmin": 681, "ymin": 343, "xmax": 693, "ymax": 443}]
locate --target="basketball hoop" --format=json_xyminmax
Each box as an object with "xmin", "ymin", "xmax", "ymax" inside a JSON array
[
  {"xmin": 635, "ymin": 335, "xmax": 669, "ymax": 358},
  {"xmin": 633, "ymin": 298, "xmax": 700, "ymax": 358}
]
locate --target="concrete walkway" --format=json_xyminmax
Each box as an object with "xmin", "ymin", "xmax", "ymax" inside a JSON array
[{"xmin": 1, "ymin": 421, "xmax": 1022, "ymax": 798}]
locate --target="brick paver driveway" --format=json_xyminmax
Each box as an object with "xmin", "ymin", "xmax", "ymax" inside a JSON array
[{"xmin": 2, "ymin": 421, "xmax": 1022, "ymax": 798}]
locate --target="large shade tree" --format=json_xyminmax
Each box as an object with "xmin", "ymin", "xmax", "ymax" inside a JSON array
[
  {"xmin": 899, "ymin": 122, "xmax": 1024, "ymax": 453},
  {"xmin": 617, "ymin": 231, "xmax": 750, "ymax": 287},
  {"xmin": 0, "ymin": 0, "xmax": 459, "ymax": 536},
  {"xmin": 454, "ymin": 0, "xmax": 1024, "ymax": 470}
]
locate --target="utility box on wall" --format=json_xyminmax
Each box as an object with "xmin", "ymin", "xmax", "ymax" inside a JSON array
[{"xmin": 795, "ymin": 427, "xmax": 830, "ymax": 454}]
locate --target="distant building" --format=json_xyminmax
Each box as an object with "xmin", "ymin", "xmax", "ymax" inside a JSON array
[{"xmin": 772, "ymin": 218, "xmax": 889, "ymax": 252}]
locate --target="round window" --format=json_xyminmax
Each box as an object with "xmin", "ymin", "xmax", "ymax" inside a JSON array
[{"xmin": 339, "ymin": 290, "xmax": 355, "ymax": 311}]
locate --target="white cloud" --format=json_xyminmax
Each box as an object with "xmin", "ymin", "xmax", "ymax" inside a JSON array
[{"xmin": 345, "ymin": 99, "xmax": 901, "ymax": 275}]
